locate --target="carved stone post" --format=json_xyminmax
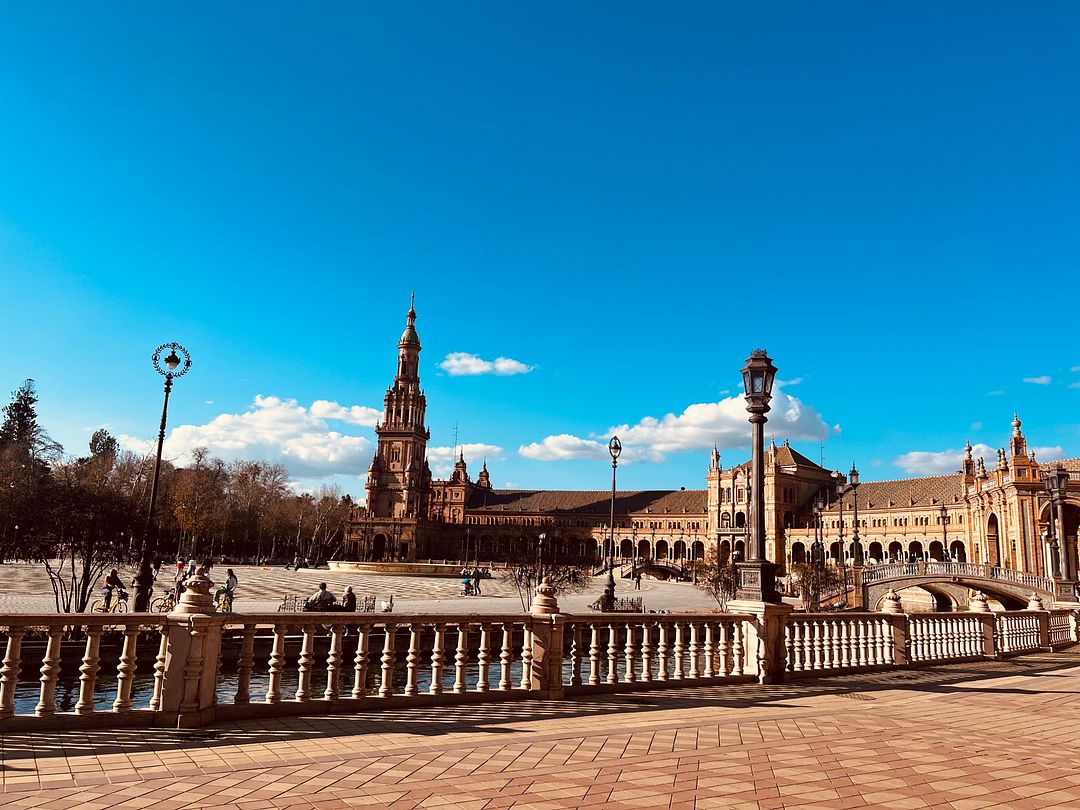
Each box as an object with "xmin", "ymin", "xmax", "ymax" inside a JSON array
[
  {"xmin": 528, "ymin": 577, "xmax": 565, "ymax": 698},
  {"xmin": 726, "ymin": 599, "xmax": 793, "ymax": 684},
  {"xmin": 156, "ymin": 567, "xmax": 225, "ymax": 728}
]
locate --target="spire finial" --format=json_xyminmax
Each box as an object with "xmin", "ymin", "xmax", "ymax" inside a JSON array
[
  {"xmin": 1012, "ymin": 411, "xmax": 1022, "ymax": 437},
  {"xmin": 410, "ymin": 290, "xmax": 415, "ymax": 311}
]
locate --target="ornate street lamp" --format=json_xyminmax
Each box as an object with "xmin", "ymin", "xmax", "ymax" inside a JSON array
[
  {"xmin": 603, "ymin": 436, "xmax": 621, "ymax": 610},
  {"xmin": 939, "ymin": 503, "xmax": 949, "ymax": 562},
  {"xmin": 849, "ymin": 463, "xmax": 862, "ymax": 565},
  {"xmin": 812, "ymin": 494, "xmax": 825, "ymax": 564},
  {"xmin": 736, "ymin": 350, "xmax": 780, "ymax": 602},
  {"xmin": 537, "ymin": 532, "xmax": 546, "ymax": 584},
  {"xmin": 134, "ymin": 342, "xmax": 192, "ymax": 612}
]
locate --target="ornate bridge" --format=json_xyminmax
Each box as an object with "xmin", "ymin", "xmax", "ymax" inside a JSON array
[{"xmin": 860, "ymin": 561, "xmax": 1057, "ymax": 610}]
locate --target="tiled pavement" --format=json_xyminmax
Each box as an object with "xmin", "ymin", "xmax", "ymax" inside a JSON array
[
  {"xmin": 3, "ymin": 650, "xmax": 1080, "ymax": 809},
  {"xmin": 0, "ymin": 563, "xmax": 719, "ymax": 615}
]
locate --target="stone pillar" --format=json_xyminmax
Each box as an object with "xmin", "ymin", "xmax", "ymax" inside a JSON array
[
  {"xmin": 528, "ymin": 578, "xmax": 565, "ymax": 699},
  {"xmin": 968, "ymin": 591, "xmax": 990, "ymax": 613},
  {"xmin": 977, "ymin": 613, "xmax": 996, "ymax": 658},
  {"xmin": 1025, "ymin": 594, "xmax": 1051, "ymax": 649},
  {"xmin": 156, "ymin": 568, "xmax": 225, "ymax": 728},
  {"xmin": 850, "ymin": 566, "xmax": 865, "ymax": 609},
  {"xmin": 727, "ymin": 599, "xmax": 793, "ymax": 684},
  {"xmin": 879, "ymin": 593, "xmax": 908, "ymax": 666}
]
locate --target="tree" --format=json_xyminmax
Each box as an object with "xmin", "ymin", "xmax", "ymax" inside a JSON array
[
  {"xmin": 0, "ymin": 379, "xmax": 63, "ymax": 463},
  {"xmin": 694, "ymin": 547, "xmax": 739, "ymax": 610},
  {"xmin": 789, "ymin": 560, "xmax": 844, "ymax": 612},
  {"xmin": 499, "ymin": 525, "xmax": 593, "ymax": 610}
]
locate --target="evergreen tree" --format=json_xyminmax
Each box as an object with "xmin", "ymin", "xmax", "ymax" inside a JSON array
[{"xmin": 0, "ymin": 379, "xmax": 62, "ymax": 462}]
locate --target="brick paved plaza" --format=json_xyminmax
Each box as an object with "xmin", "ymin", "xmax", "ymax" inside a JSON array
[{"xmin": 2, "ymin": 649, "xmax": 1079, "ymax": 809}]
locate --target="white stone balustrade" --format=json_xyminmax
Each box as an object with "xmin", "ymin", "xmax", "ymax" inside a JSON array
[{"xmin": 0, "ymin": 599, "xmax": 1076, "ymax": 730}]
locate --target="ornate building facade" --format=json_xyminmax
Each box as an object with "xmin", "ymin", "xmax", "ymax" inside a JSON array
[{"xmin": 345, "ymin": 304, "xmax": 1079, "ymax": 583}]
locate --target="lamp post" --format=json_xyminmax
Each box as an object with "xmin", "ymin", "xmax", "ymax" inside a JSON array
[
  {"xmin": 604, "ymin": 436, "xmax": 621, "ymax": 610},
  {"xmin": 847, "ymin": 465, "xmax": 861, "ymax": 566},
  {"xmin": 939, "ymin": 504, "xmax": 949, "ymax": 562},
  {"xmin": 735, "ymin": 350, "xmax": 779, "ymax": 602},
  {"xmin": 537, "ymin": 532, "xmax": 546, "ymax": 584},
  {"xmin": 1043, "ymin": 465, "xmax": 1075, "ymax": 601},
  {"xmin": 134, "ymin": 342, "xmax": 192, "ymax": 612},
  {"xmin": 812, "ymin": 494, "xmax": 825, "ymax": 564}
]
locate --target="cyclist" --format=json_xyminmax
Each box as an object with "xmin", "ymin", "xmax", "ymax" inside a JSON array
[{"xmin": 103, "ymin": 568, "xmax": 124, "ymax": 610}]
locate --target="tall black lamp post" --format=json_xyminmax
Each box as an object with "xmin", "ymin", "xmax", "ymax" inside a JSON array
[
  {"xmin": 939, "ymin": 504, "xmax": 949, "ymax": 561},
  {"xmin": 848, "ymin": 464, "xmax": 862, "ymax": 565},
  {"xmin": 604, "ymin": 436, "xmax": 621, "ymax": 610},
  {"xmin": 537, "ymin": 532, "xmax": 546, "ymax": 584},
  {"xmin": 736, "ymin": 350, "xmax": 780, "ymax": 602},
  {"xmin": 812, "ymin": 494, "xmax": 825, "ymax": 564},
  {"xmin": 134, "ymin": 342, "xmax": 192, "ymax": 612}
]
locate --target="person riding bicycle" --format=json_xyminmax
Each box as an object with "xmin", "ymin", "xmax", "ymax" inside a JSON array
[{"xmin": 102, "ymin": 568, "xmax": 124, "ymax": 610}]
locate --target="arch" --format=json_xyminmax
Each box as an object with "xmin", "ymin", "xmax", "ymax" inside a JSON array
[
  {"xmin": 783, "ymin": 511, "xmax": 794, "ymax": 529},
  {"xmin": 733, "ymin": 539, "xmax": 745, "ymax": 561},
  {"xmin": 867, "ymin": 541, "xmax": 883, "ymax": 563},
  {"xmin": 908, "ymin": 540, "xmax": 924, "ymax": 561},
  {"xmin": 791, "ymin": 541, "xmax": 806, "ymax": 565},
  {"xmin": 620, "ymin": 538, "xmax": 634, "ymax": 559},
  {"xmin": 829, "ymin": 541, "xmax": 841, "ymax": 561},
  {"xmin": 673, "ymin": 540, "xmax": 687, "ymax": 560},
  {"xmin": 888, "ymin": 541, "xmax": 903, "ymax": 562},
  {"xmin": 928, "ymin": 541, "xmax": 945, "ymax": 562},
  {"xmin": 638, "ymin": 539, "xmax": 651, "ymax": 559},
  {"xmin": 949, "ymin": 540, "xmax": 966, "ymax": 562},
  {"xmin": 987, "ymin": 513, "xmax": 1001, "ymax": 567},
  {"xmin": 655, "ymin": 540, "xmax": 669, "ymax": 560},
  {"xmin": 372, "ymin": 533, "xmax": 387, "ymax": 560},
  {"xmin": 735, "ymin": 512, "xmax": 746, "ymax": 529},
  {"xmin": 692, "ymin": 540, "xmax": 705, "ymax": 560},
  {"xmin": 719, "ymin": 539, "xmax": 731, "ymax": 562},
  {"xmin": 721, "ymin": 512, "xmax": 731, "ymax": 528}
]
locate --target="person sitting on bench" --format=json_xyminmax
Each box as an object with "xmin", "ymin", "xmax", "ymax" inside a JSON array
[{"xmin": 306, "ymin": 582, "xmax": 337, "ymax": 611}]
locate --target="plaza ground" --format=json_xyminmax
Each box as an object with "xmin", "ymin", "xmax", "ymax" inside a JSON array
[
  {"xmin": 1, "ymin": 650, "xmax": 1079, "ymax": 808},
  {"xmin": 0, "ymin": 562, "xmax": 722, "ymax": 615}
]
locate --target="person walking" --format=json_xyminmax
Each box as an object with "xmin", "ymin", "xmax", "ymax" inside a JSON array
[{"xmin": 471, "ymin": 567, "xmax": 482, "ymax": 596}]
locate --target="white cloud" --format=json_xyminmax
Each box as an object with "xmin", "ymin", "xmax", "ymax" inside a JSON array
[
  {"xmin": 427, "ymin": 443, "xmax": 505, "ymax": 476},
  {"xmin": 310, "ymin": 399, "xmax": 381, "ymax": 426},
  {"xmin": 1032, "ymin": 446, "xmax": 1066, "ymax": 461},
  {"xmin": 1069, "ymin": 382, "xmax": 1080, "ymax": 390},
  {"xmin": 439, "ymin": 352, "xmax": 535, "ymax": 376},
  {"xmin": 519, "ymin": 434, "xmax": 610, "ymax": 461},
  {"xmin": 519, "ymin": 389, "xmax": 832, "ymax": 464},
  {"xmin": 117, "ymin": 395, "xmax": 375, "ymax": 479},
  {"xmin": 1071, "ymin": 366, "xmax": 1080, "ymax": 373},
  {"xmin": 894, "ymin": 442, "xmax": 995, "ymax": 475},
  {"xmin": 970, "ymin": 421, "xmax": 983, "ymax": 431},
  {"xmin": 1023, "ymin": 375, "xmax": 1052, "ymax": 385},
  {"xmin": 986, "ymin": 390, "xmax": 1005, "ymax": 396}
]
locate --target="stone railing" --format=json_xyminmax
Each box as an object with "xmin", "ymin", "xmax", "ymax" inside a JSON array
[
  {"xmin": 861, "ymin": 561, "xmax": 1054, "ymax": 594},
  {"xmin": 0, "ymin": 570, "xmax": 1077, "ymax": 730}
]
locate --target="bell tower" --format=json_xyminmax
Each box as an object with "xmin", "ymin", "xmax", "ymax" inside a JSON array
[{"xmin": 367, "ymin": 294, "xmax": 431, "ymax": 522}]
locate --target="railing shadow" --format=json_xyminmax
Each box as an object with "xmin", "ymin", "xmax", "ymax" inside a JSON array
[{"xmin": 2, "ymin": 648, "xmax": 1077, "ymax": 767}]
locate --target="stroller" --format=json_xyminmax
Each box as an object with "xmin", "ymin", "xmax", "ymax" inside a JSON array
[{"xmin": 461, "ymin": 578, "xmax": 475, "ymax": 596}]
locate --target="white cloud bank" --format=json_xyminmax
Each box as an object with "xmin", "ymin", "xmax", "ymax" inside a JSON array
[
  {"xmin": 894, "ymin": 443, "xmax": 994, "ymax": 476},
  {"xmin": 118, "ymin": 396, "xmax": 376, "ymax": 478},
  {"xmin": 439, "ymin": 352, "xmax": 535, "ymax": 376},
  {"xmin": 519, "ymin": 389, "xmax": 832, "ymax": 464},
  {"xmin": 427, "ymin": 443, "xmax": 505, "ymax": 476},
  {"xmin": 1023, "ymin": 375, "xmax": 1052, "ymax": 385}
]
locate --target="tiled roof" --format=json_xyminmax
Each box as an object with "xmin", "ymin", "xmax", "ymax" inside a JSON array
[
  {"xmin": 468, "ymin": 489, "xmax": 708, "ymax": 515},
  {"xmin": 1041, "ymin": 458, "xmax": 1080, "ymax": 474},
  {"xmin": 729, "ymin": 441, "xmax": 828, "ymax": 473},
  {"xmin": 824, "ymin": 474, "xmax": 965, "ymax": 513}
]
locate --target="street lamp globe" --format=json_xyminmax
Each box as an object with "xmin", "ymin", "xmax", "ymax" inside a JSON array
[
  {"xmin": 741, "ymin": 350, "xmax": 777, "ymax": 412},
  {"xmin": 848, "ymin": 464, "xmax": 859, "ymax": 487},
  {"xmin": 608, "ymin": 436, "xmax": 622, "ymax": 461}
]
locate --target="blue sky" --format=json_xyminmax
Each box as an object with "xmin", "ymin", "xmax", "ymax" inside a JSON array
[{"xmin": 2, "ymin": 3, "xmax": 1078, "ymax": 495}]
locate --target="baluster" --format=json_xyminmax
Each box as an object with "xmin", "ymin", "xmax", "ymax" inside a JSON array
[
  {"xmin": 812, "ymin": 620, "xmax": 824, "ymax": 670},
  {"xmin": 74, "ymin": 626, "xmax": 103, "ymax": 715},
  {"xmin": 295, "ymin": 625, "xmax": 315, "ymax": 701},
  {"xmin": 519, "ymin": 624, "xmax": 533, "ymax": 689},
  {"xmin": 857, "ymin": 620, "xmax": 868, "ymax": 668},
  {"xmin": 732, "ymin": 620, "xmax": 744, "ymax": 676},
  {"xmin": 430, "ymin": 623, "xmax": 445, "ymax": 695},
  {"xmin": 880, "ymin": 618, "xmax": 893, "ymax": 665},
  {"xmin": 352, "ymin": 625, "xmax": 370, "ymax": 699},
  {"xmin": 656, "ymin": 622, "xmax": 670, "ymax": 681},
  {"xmin": 869, "ymin": 619, "xmax": 881, "ymax": 666},
  {"xmin": 324, "ymin": 624, "xmax": 345, "ymax": 701},
  {"xmin": 947, "ymin": 618, "xmax": 958, "ymax": 658},
  {"xmin": 266, "ymin": 623, "xmax": 286, "ymax": 703},
  {"xmin": 454, "ymin": 622, "xmax": 469, "ymax": 693},
  {"xmin": 672, "ymin": 622, "xmax": 686, "ymax": 679},
  {"xmin": 909, "ymin": 620, "xmax": 921, "ymax": 662},
  {"xmin": 623, "ymin": 624, "xmax": 637, "ymax": 683},
  {"xmin": 688, "ymin": 623, "xmax": 700, "ymax": 679},
  {"xmin": 932, "ymin": 619, "xmax": 944, "ymax": 660},
  {"xmin": 0, "ymin": 626, "xmax": 25, "ymax": 718},
  {"xmin": 499, "ymin": 622, "xmax": 513, "ymax": 691},
  {"xmin": 718, "ymin": 621, "xmax": 731, "ymax": 676},
  {"xmin": 588, "ymin": 623, "xmax": 601, "ymax": 685},
  {"xmin": 785, "ymin": 623, "xmax": 795, "ymax": 673},
  {"xmin": 476, "ymin": 623, "xmax": 491, "ymax": 693},
  {"xmin": 606, "ymin": 623, "xmax": 619, "ymax": 684},
  {"xmin": 703, "ymin": 623, "xmax": 715, "ymax": 678},
  {"xmin": 835, "ymin": 620, "xmax": 846, "ymax": 669},
  {"xmin": 112, "ymin": 627, "xmax": 138, "ymax": 713},
  {"xmin": 35, "ymin": 626, "xmax": 63, "ymax": 717},
  {"xmin": 404, "ymin": 624, "xmax": 420, "ymax": 697},
  {"xmin": 640, "ymin": 622, "xmax": 653, "ymax": 682},
  {"xmin": 380, "ymin": 623, "xmax": 397, "ymax": 697},
  {"xmin": 233, "ymin": 625, "xmax": 255, "ymax": 705},
  {"xmin": 149, "ymin": 625, "xmax": 170, "ymax": 711},
  {"xmin": 827, "ymin": 620, "xmax": 838, "ymax": 669},
  {"xmin": 568, "ymin": 623, "xmax": 582, "ymax": 687}
]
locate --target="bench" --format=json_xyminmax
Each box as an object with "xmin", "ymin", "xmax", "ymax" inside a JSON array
[{"xmin": 278, "ymin": 594, "xmax": 379, "ymax": 612}]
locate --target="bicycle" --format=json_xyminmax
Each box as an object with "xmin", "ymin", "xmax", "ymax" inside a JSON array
[
  {"xmin": 150, "ymin": 587, "xmax": 178, "ymax": 613},
  {"xmin": 91, "ymin": 588, "xmax": 129, "ymax": 614}
]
